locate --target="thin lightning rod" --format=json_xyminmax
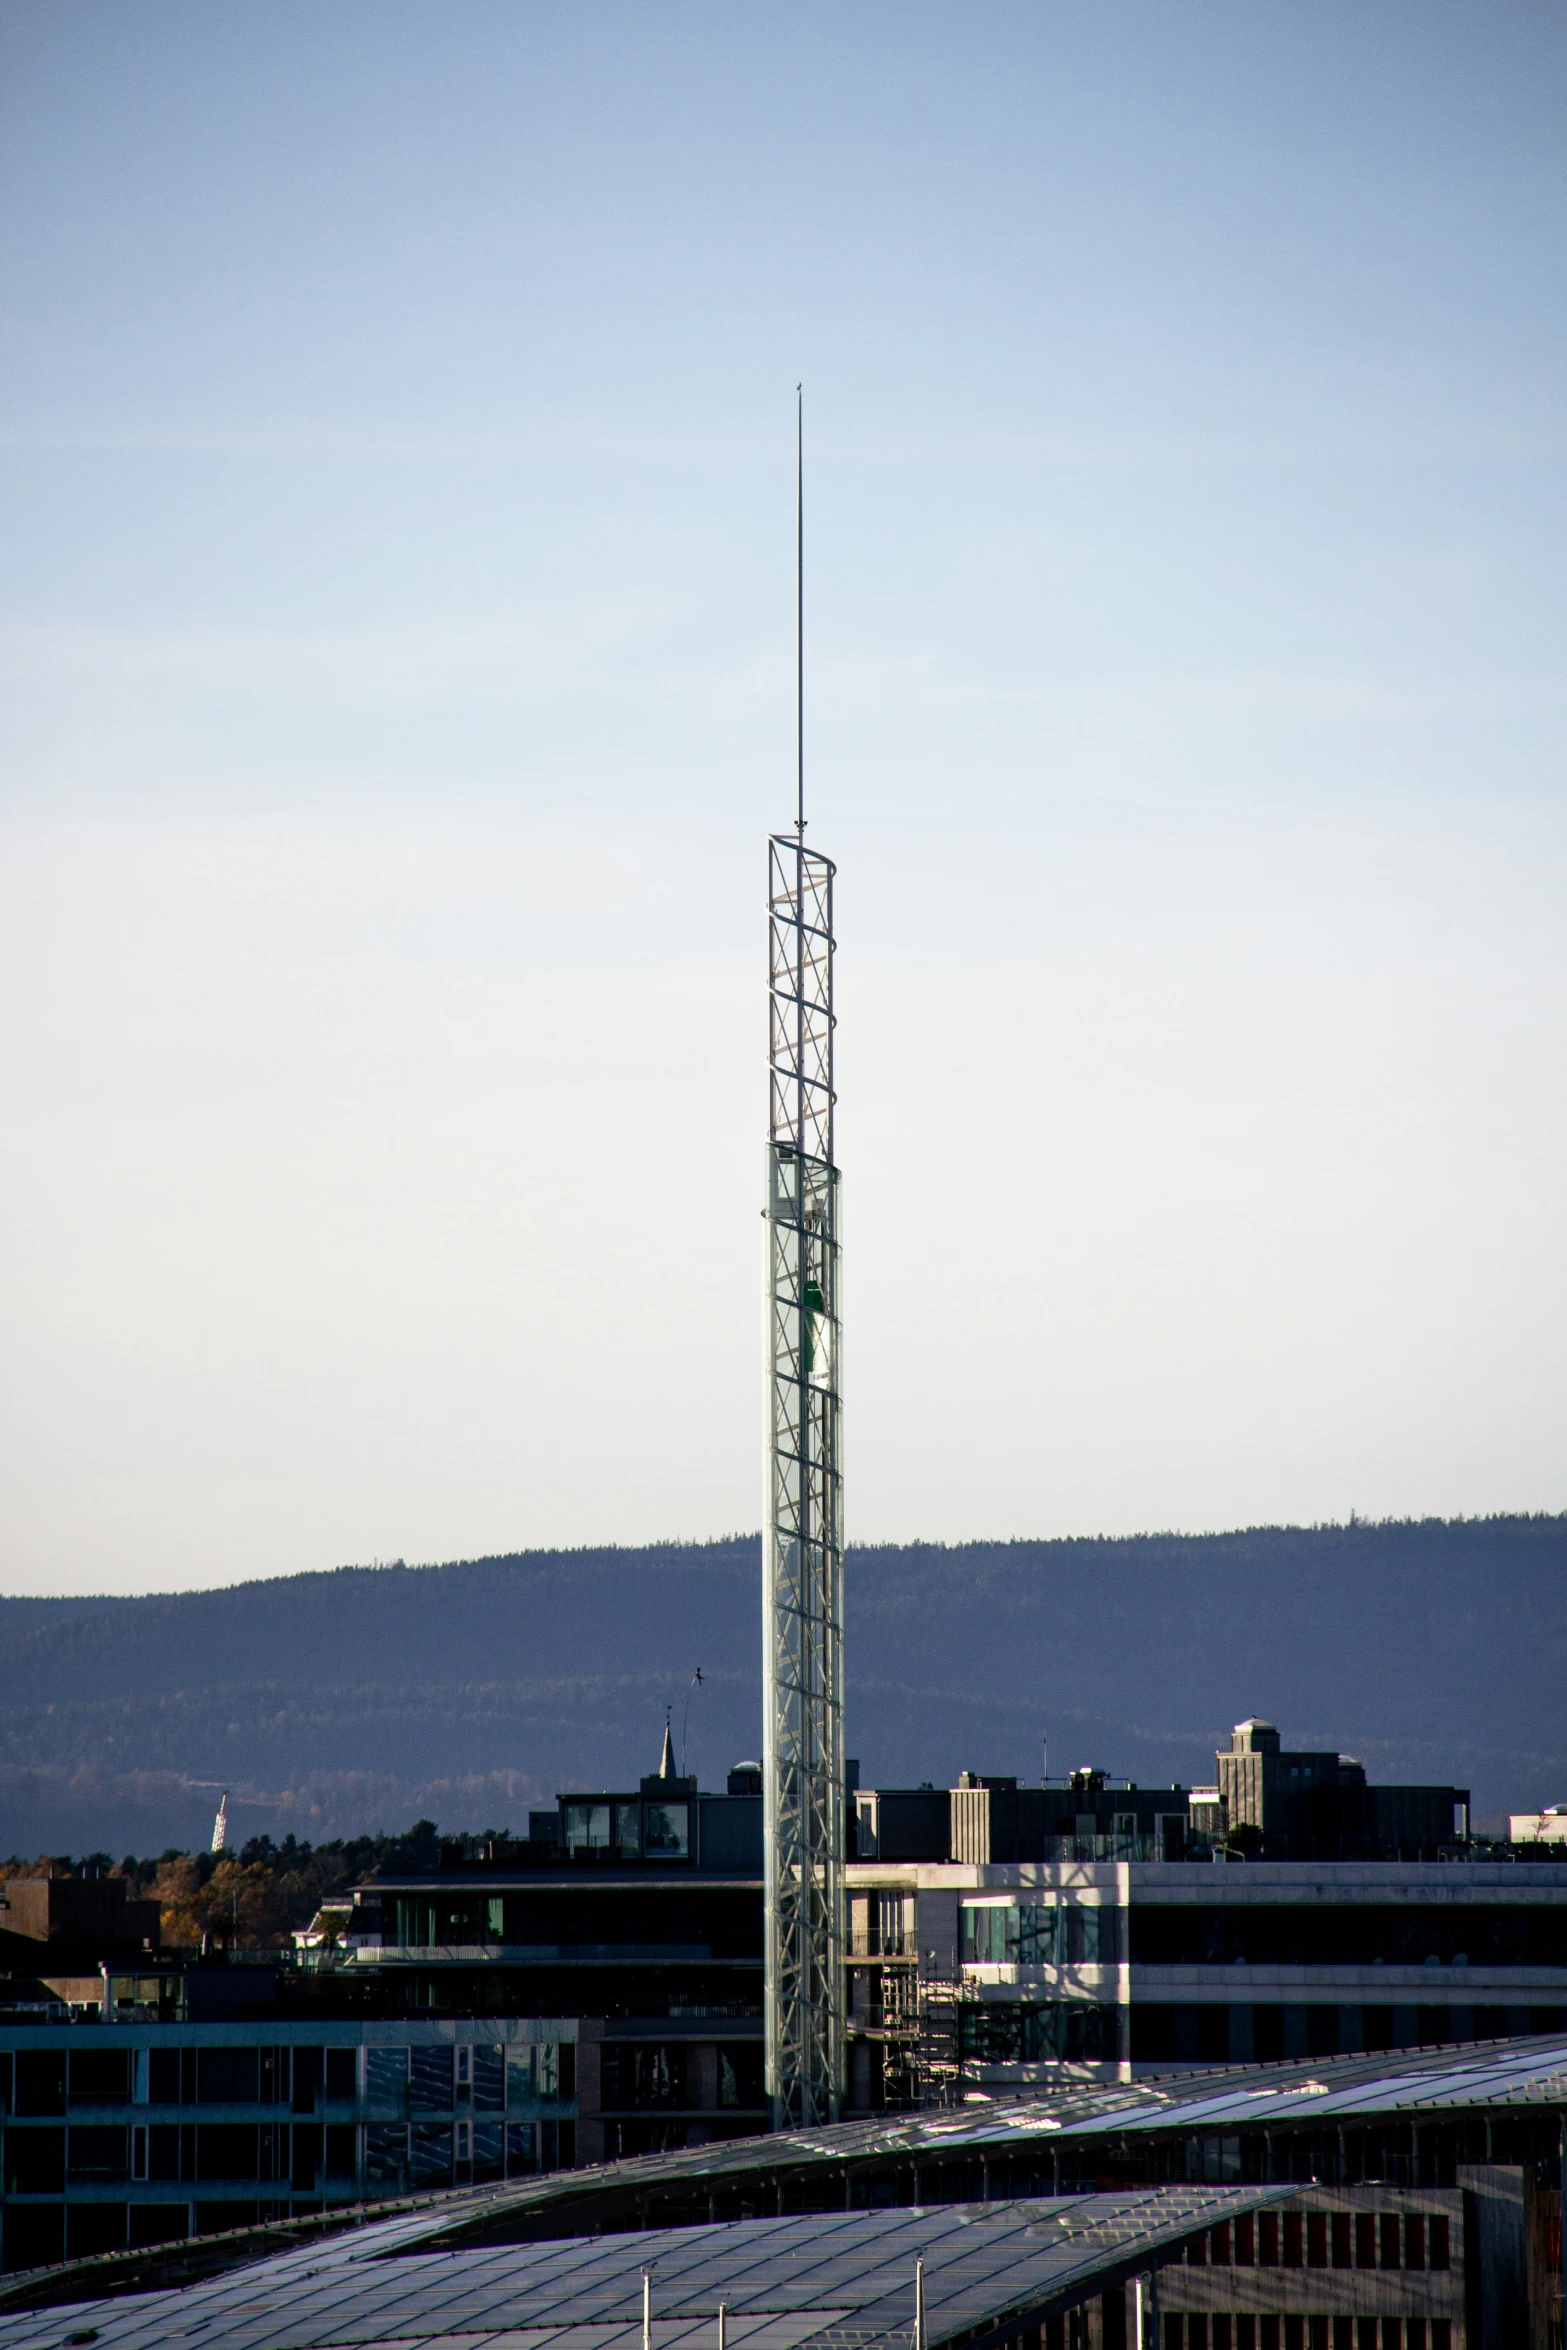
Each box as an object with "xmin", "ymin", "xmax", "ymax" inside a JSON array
[{"xmin": 796, "ymin": 385, "xmax": 804, "ymax": 836}]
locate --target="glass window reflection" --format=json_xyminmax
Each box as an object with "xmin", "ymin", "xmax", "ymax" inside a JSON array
[
  {"xmin": 564, "ymin": 1802, "xmax": 611, "ymax": 1854},
  {"xmin": 643, "ymin": 1801, "xmax": 689, "ymax": 1857}
]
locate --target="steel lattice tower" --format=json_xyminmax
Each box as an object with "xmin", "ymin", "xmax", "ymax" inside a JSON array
[{"xmin": 763, "ymin": 828, "xmax": 844, "ymax": 2128}]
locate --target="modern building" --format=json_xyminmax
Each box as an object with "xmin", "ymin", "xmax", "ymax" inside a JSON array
[
  {"xmin": 0, "ymin": 1743, "xmax": 766, "ymax": 2265},
  {"xmin": 0, "ymin": 2014, "xmax": 577, "ymax": 2275},
  {"xmin": 844, "ymin": 1729, "xmax": 1525, "ymax": 2111},
  {"xmin": 0, "ymin": 1874, "xmax": 163, "ymax": 2014},
  {"xmin": 1217, "ymin": 1722, "xmax": 1470, "ymax": 1860},
  {"xmin": 1511, "ymin": 1808, "xmax": 1567, "ymax": 1847}
]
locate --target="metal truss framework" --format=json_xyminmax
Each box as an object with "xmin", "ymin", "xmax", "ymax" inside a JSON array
[{"xmin": 764, "ymin": 831, "xmax": 844, "ymax": 2130}]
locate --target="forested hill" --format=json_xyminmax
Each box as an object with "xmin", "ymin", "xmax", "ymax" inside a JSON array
[{"xmin": 1, "ymin": 1516, "xmax": 1562, "ymax": 1857}]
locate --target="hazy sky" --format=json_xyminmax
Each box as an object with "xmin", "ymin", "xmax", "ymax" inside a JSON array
[{"xmin": 2, "ymin": 3, "xmax": 1564, "ymax": 1594}]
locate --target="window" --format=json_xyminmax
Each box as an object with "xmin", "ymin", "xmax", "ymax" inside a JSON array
[
  {"xmin": 472, "ymin": 2119, "xmax": 503, "ymax": 2181},
  {"xmin": 365, "ymin": 2047, "xmax": 408, "ymax": 2111},
  {"xmin": 602, "ymin": 2044, "xmax": 685, "ymax": 2111},
  {"xmin": 15, "ymin": 2051, "xmax": 66, "ymax": 2117},
  {"xmin": 564, "ymin": 1802, "xmax": 612, "ymax": 1855},
  {"xmin": 198, "ymin": 2048, "xmax": 259, "ymax": 2104},
  {"xmin": 410, "ymin": 2122, "xmax": 452, "ymax": 2188},
  {"xmin": 505, "ymin": 2120, "xmax": 536, "ymax": 2174},
  {"xmin": 68, "ymin": 2126, "xmax": 129, "ymax": 2182},
  {"xmin": 644, "ymin": 1802, "xmax": 689, "ymax": 1858},
  {"xmin": 615, "ymin": 1803, "xmax": 642, "ymax": 1857},
  {"xmin": 364, "ymin": 2124, "xmax": 406, "ymax": 2188},
  {"xmin": 955, "ymin": 2001, "xmax": 1118, "ymax": 2062},
  {"xmin": 195, "ymin": 2124, "xmax": 259, "ymax": 2181},
  {"xmin": 409, "ymin": 2046, "xmax": 452, "ymax": 2114},
  {"xmin": 325, "ymin": 2049, "xmax": 356, "ymax": 2102},
  {"xmin": 69, "ymin": 2050, "xmax": 130, "ymax": 2106},
  {"xmin": 473, "ymin": 2045, "xmax": 504, "ymax": 2113},
  {"xmin": 4, "ymin": 2127, "xmax": 64, "ymax": 2194},
  {"xmin": 506, "ymin": 2045, "xmax": 537, "ymax": 2106},
  {"xmin": 960, "ymin": 1902, "xmax": 1116, "ymax": 1966}
]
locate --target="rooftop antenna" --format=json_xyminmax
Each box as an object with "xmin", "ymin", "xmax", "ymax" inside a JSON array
[
  {"xmin": 765, "ymin": 385, "xmax": 844, "ymax": 2130},
  {"xmin": 681, "ymin": 1667, "xmax": 704, "ymax": 1779},
  {"xmin": 796, "ymin": 384, "xmax": 805, "ymax": 837}
]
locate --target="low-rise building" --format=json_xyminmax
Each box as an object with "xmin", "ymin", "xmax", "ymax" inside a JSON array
[
  {"xmin": 0, "ymin": 2014, "xmax": 577, "ymax": 2273},
  {"xmin": 1510, "ymin": 1806, "xmax": 1567, "ymax": 1845}
]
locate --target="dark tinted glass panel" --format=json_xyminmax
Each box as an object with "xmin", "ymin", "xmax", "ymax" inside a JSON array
[
  {"xmin": 149, "ymin": 2050, "xmax": 181, "ymax": 2105},
  {"xmin": 4, "ymin": 2127, "xmax": 64, "ymax": 2194},
  {"xmin": 409, "ymin": 2046, "xmax": 452, "ymax": 2113},
  {"xmin": 67, "ymin": 2205, "xmax": 126, "ymax": 2262},
  {"xmin": 410, "ymin": 2122, "xmax": 451, "ymax": 2187},
  {"xmin": 365, "ymin": 2048, "xmax": 407, "ymax": 2109},
  {"xmin": 472, "ymin": 2045, "xmax": 504, "ymax": 2112},
  {"xmin": 68, "ymin": 2126, "xmax": 129, "ymax": 2180},
  {"xmin": 365, "ymin": 2125, "xmax": 406, "ymax": 2188},
  {"xmin": 15, "ymin": 2052, "xmax": 66, "ymax": 2117},
  {"xmin": 291, "ymin": 2048, "xmax": 323, "ymax": 2113},
  {"xmin": 198, "ymin": 2049, "xmax": 259, "ymax": 2104},
  {"xmin": 69, "ymin": 2050, "xmax": 130, "ymax": 2105},
  {"xmin": 129, "ymin": 2204, "xmax": 188, "ymax": 2248},
  {"xmin": 325, "ymin": 2049, "xmax": 356, "ymax": 2101},
  {"xmin": 196, "ymin": 2124, "xmax": 259, "ymax": 2180}
]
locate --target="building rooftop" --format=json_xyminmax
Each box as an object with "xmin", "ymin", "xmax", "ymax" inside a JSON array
[{"xmin": 0, "ymin": 2188, "xmax": 1293, "ymax": 2350}]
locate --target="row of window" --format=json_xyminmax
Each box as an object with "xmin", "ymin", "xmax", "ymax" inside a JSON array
[
  {"xmin": 382, "ymin": 1887, "xmax": 759, "ymax": 1950},
  {"xmin": 599, "ymin": 2043, "xmax": 765, "ymax": 2112},
  {"xmin": 2, "ymin": 2114, "xmax": 576, "ymax": 2195},
  {"xmin": 955, "ymin": 2002, "xmax": 1118, "ymax": 2063},
  {"xmin": 1184, "ymin": 2213, "xmax": 1451, "ymax": 2271},
  {"xmin": 961, "ymin": 1905, "xmax": 1119, "ymax": 1967},
  {"xmin": 363, "ymin": 2118, "xmax": 572, "ymax": 2188},
  {"xmin": 1133, "ymin": 2003, "xmax": 1566, "ymax": 2064},
  {"xmin": 560, "ymin": 1800, "xmax": 691, "ymax": 1860},
  {"xmin": 1130, "ymin": 1905, "xmax": 1567, "ymax": 1967},
  {"xmin": 1162, "ymin": 2321, "xmax": 1453, "ymax": 2350},
  {"xmin": 0, "ymin": 2042, "xmax": 572, "ymax": 2118},
  {"xmin": 3, "ymin": 2123, "xmax": 354, "ymax": 2192},
  {"xmin": 959, "ymin": 1901, "xmax": 1567, "ymax": 1971}
]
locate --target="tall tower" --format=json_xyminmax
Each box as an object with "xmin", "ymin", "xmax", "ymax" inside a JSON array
[{"xmin": 763, "ymin": 396, "xmax": 844, "ymax": 2129}]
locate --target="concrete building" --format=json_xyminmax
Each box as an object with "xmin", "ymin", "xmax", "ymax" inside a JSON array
[
  {"xmin": 845, "ymin": 1849, "xmax": 1567, "ymax": 2107},
  {"xmin": 1218, "ymin": 1721, "xmax": 1470, "ymax": 1860},
  {"xmin": 1510, "ymin": 1808, "xmax": 1567, "ymax": 1846}
]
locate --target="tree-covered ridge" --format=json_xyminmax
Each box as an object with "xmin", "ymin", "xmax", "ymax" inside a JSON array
[{"xmin": 0, "ymin": 1516, "xmax": 1562, "ymax": 1852}]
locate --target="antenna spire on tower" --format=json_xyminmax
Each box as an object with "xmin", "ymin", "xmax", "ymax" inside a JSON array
[{"xmin": 796, "ymin": 384, "xmax": 804, "ymax": 836}]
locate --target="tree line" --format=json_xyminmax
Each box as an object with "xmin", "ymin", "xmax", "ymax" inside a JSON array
[{"xmin": 0, "ymin": 1821, "xmax": 448, "ymax": 1950}]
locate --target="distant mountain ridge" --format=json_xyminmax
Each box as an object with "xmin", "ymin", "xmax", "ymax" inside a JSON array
[{"xmin": 0, "ymin": 1516, "xmax": 1561, "ymax": 1856}]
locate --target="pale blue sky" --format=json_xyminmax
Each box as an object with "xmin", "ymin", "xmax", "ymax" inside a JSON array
[{"xmin": 2, "ymin": 3, "xmax": 1565, "ymax": 1591}]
